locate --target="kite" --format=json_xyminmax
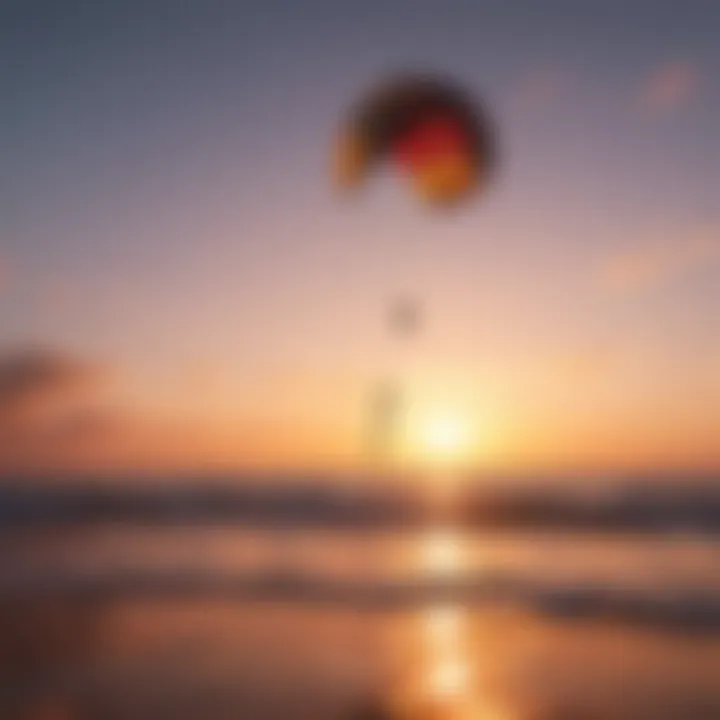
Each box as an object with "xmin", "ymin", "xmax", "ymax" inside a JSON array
[{"xmin": 334, "ymin": 73, "xmax": 497, "ymax": 207}]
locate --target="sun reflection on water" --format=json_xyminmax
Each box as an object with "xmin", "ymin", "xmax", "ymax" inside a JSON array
[
  {"xmin": 421, "ymin": 529, "xmax": 471, "ymax": 703},
  {"xmin": 400, "ymin": 519, "xmax": 509, "ymax": 720}
]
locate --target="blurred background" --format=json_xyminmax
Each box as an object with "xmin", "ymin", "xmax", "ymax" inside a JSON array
[{"xmin": 1, "ymin": 0, "xmax": 720, "ymax": 718}]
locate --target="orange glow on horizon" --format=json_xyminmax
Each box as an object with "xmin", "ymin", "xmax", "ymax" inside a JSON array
[{"xmin": 4, "ymin": 361, "xmax": 720, "ymax": 475}]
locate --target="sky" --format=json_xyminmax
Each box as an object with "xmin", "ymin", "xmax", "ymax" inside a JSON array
[{"xmin": 1, "ymin": 0, "xmax": 719, "ymax": 475}]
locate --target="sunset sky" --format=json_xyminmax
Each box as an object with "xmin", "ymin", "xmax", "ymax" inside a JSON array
[{"xmin": 1, "ymin": 0, "xmax": 719, "ymax": 475}]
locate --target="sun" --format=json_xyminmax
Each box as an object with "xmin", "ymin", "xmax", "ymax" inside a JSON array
[
  {"xmin": 398, "ymin": 400, "xmax": 500, "ymax": 474},
  {"xmin": 423, "ymin": 414, "xmax": 469, "ymax": 454},
  {"xmin": 415, "ymin": 411, "xmax": 473, "ymax": 465}
]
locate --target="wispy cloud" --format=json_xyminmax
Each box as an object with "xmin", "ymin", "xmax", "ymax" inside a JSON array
[
  {"xmin": 601, "ymin": 225, "xmax": 720, "ymax": 293},
  {"xmin": 0, "ymin": 349, "xmax": 106, "ymax": 418},
  {"xmin": 639, "ymin": 61, "xmax": 699, "ymax": 111},
  {"xmin": 0, "ymin": 348, "xmax": 121, "ymax": 470},
  {"xmin": 0, "ymin": 347, "xmax": 354, "ymax": 474}
]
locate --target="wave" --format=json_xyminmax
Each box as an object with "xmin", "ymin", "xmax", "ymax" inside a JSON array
[
  {"xmin": 2, "ymin": 567, "xmax": 720, "ymax": 636},
  {"xmin": 1, "ymin": 477, "xmax": 720, "ymax": 534}
]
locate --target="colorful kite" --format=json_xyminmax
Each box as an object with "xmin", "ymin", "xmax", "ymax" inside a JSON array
[{"xmin": 334, "ymin": 73, "xmax": 497, "ymax": 207}]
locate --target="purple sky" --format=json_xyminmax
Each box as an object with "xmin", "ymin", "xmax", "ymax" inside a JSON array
[{"xmin": 1, "ymin": 0, "xmax": 719, "ymax": 472}]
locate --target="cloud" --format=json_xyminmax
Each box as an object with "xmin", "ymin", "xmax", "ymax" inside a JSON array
[
  {"xmin": 0, "ymin": 349, "xmax": 121, "ymax": 469},
  {"xmin": 639, "ymin": 61, "xmax": 699, "ymax": 111},
  {"xmin": 0, "ymin": 349, "xmax": 106, "ymax": 418},
  {"xmin": 0, "ymin": 348, "xmax": 356, "ymax": 475},
  {"xmin": 601, "ymin": 225, "xmax": 720, "ymax": 294}
]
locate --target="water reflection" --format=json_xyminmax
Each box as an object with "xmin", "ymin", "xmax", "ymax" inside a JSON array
[
  {"xmin": 421, "ymin": 530, "xmax": 468, "ymax": 699},
  {"xmin": 5, "ymin": 480, "xmax": 720, "ymax": 718},
  {"xmin": 392, "ymin": 522, "xmax": 507, "ymax": 720}
]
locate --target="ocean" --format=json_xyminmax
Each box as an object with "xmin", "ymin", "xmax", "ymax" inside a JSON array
[{"xmin": 1, "ymin": 477, "xmax": 719, "ymax": 719}]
